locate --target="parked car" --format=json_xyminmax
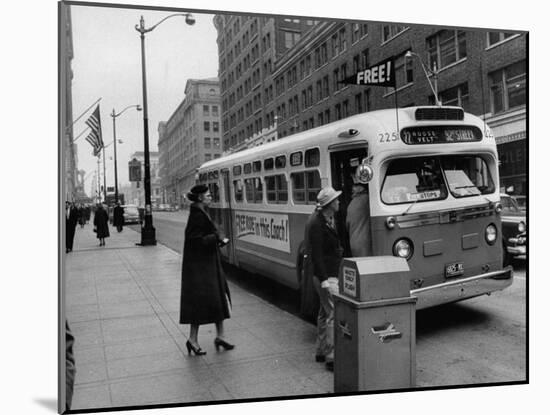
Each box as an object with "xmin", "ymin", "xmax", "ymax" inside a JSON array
[
  {"xmin": 500, "ymin": 194, "xmax": 527, "ymax": 266},
  {"xmin": 159, "ymin": 203, "xmax": 176, "ymax": 212},
  {"xmin": 514, "ymin": 195, "xmax": 527, "ymax": 212},
  {"xmin": 122, "ymin": 204, "xmax": 141, "ymax": 225}
]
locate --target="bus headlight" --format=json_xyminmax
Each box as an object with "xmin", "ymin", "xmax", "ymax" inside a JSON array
[
  {"xmin": 485, "ymin": 224, "xmax": 498, "ymax": 245},
  {"xmin": 494, "ymin": 202, "xmax": 502, "ymax": 214},
  {"xmin": 518, "ymin": 221, "xmax": 526, "ymax": 233},
  {"xmin": 393, "ymin": 238, "xmax": 413, "ymax": 260}
]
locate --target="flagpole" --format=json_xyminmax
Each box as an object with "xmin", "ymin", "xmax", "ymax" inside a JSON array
[
  {"xmin": 72, "ymin": 97, "xmax": 102, "ymax": 127},
  {"xmin": 394, "ymin": 87, "xmax": 400, "ymax": 133},
  {"xmin": 102, "ymin": 147, "xmax": 107, "ymax": 203},
  {"xmin": 97, "ymin": 156, "xmax": 101, "ymax": 204}
]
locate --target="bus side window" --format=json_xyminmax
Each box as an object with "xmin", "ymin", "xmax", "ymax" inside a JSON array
[
  {"xmin": 305, "ymin": 148, "xmax": 320, "ymax": 167},
  {"xmin": 208, "ymin": 182, "xmax": 220, "ymax": 203},
  {"xmin": 233, "ymin": 179, "xmax": 243, "ymax": 202},
  {"xmin": 266, "ymin": 174, "xmax": 288, "ymax": 204},
  {"xmin": 245, "ymin": 177, "xmax": 263, "ymax": 203},
  {"xmin": 291, "ymin": 170, "xmax": 321, "ymax": 204}
]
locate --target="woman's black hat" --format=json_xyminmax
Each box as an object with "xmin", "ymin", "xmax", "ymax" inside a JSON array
[{"xmin": 189, "ymin": 184, "xmax": 208, "ymax": 195}]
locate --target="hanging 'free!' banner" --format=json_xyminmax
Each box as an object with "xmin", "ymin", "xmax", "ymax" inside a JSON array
[{"xmin": 339, "ymin": 56, "xmax": 396, "ymax": 87}]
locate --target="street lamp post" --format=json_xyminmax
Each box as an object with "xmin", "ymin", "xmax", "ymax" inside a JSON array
[
  {"xmin": 405, "ymin": 51, "xmax": 441, "ymax": 106},
  {"xmin": 135, "ymin": 12, "xmax": 195, "ymax": 246},
  {"xmin": 111, "ymin": 105, "xmax": 141, "ymax": 204}
]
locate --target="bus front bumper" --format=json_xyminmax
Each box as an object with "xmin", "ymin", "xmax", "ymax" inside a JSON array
[{"xmin": 411, "ymin": 267, "xmax": 514, "ymax": 310}]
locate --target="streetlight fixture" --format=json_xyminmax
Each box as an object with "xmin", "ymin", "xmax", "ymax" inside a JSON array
[
  {"xmin": 135, "ymin": 12, "xmax": 195, "ymax": 246},
  {"xmin": 110, "ymin": 105, "xmax": 141, "ymax": 204},
  {"xmin": 405, "ymin": 51, "xmax": 441, "ymax": 106}
]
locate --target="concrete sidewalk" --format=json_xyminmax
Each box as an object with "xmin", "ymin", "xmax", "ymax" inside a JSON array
[{"xmin": 65, "ymin": 221, "xmax": 332, "ymax": 411}]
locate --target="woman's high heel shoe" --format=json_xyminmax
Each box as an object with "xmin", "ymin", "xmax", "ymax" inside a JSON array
[
  {"xmin": 186, "ymin": 340, "xmax": 206, "ymax": 355},
  {"xmin": 214, "ymin": 337, "xmax": 235, "ymax": 351}
]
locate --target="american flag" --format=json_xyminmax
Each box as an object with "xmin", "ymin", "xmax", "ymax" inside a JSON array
[{"xmin": 84, "ymin": 105, "xmax": 103, "ymax": 156}]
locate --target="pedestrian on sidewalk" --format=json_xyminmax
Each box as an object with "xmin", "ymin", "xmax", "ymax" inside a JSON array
[
  {"xmin": 66, "ymin": 201, "xmax": 79, "ymax": 253},
  {"xmin": 303, "ymin": 186, "xmax": 343, "ymax": 371},
  {"xmin": 65, "ymin": 320, "xmax": 76, "ymax": 411},
  {"xmin": 93, "ymin": 203, "xmax": 110, "ymax": 246},
  {"xmin": 78, "ymin": 203, "xmax": 86, "ymax": 228},
  {"xmin": 113, "ymin": 202, "xmax": 125, "ymax": 233},
  {"xmin": 179, "ymin": 184, "xmax": 234, "ymax": 356}
]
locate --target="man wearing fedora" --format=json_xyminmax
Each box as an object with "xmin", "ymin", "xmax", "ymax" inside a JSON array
[{"xmin": 304, "ymin": 186, "xmax": 344, "ymax": 371}]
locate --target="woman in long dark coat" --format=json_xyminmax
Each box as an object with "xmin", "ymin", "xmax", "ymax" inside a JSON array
[
  {"xmin": 179, "ymin": 184, "xmax": 234, "ymax": 355},
  {"xmin": 93, "ymin": 203, "xmax": 110, "ymax": 246}
]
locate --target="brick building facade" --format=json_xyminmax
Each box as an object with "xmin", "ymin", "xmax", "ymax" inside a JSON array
[{"xmin": 214, "ymin": 16, "xmax": 527, "ymax": 196}]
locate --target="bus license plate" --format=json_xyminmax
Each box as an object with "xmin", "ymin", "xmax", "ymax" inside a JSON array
[{"xmin": 445, "ymin": 262, "xmax": 464, "ymax": 278}]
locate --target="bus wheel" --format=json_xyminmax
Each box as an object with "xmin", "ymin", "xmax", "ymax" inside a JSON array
[{"xmin": 297, "ymin": 245, "xmax": 319, "ymax": 322}]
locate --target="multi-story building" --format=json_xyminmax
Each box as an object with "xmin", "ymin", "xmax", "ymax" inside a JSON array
[
  {"xmin": 61, "ymin": 4, "xmax": 77, "ymax": 202},
  {"xmin": 127, "ymin": 151, "xmax": 161, "ymax": 207},
  {"xmin": 213, "ymin": 15, "xmax": 318, "ymax": 151},
  {"xmin": 214, "ymin": 16, "xmax": 527, "ymax": 196},
  {"xmin": 158, "ymin": 78, "xmax": 222, "ymax": 207}
]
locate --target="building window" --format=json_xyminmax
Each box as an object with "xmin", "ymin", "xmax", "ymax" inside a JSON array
[
  {"xmin": 433, "ymin": 82, "xmax": 470, "ymax": 110},
  {"xmin": 382, "ymin": 24, "xmax": 407, "ymax": 42},
  {"xmin": 427, "ymin": 29, "xmax": 467, "ymax": 70},
  {"xmin": 489, "ymin": 60, "xmax": 526, "ymax": 114},
  {"xmin": 203, "ymin": 105, "xmax": 210, "ymax": 116},
  {"xmin": 355, "ymin": 93, "xmax": 363, "ymax": 113},
  {"xmin": 352, "ymin": 23, "xmax": 360, "ymax": 44},
  {"xmin": 213, "ymin": 137, "xmax": 220, "ymax": 148},
  {"xmin": 284, "ymin": 31, "xmax": 301, "ymax": 49},
  {"xmin": 335, "ymin": 103, "xmax": 342, "ymax": 120},
  {"xmin": 342, "ymin": 99, "xmax": 349, "ymax": 118},
  {"xmin": 212, "ymin": 105, "xmax": 219, "ymax": 116},
  {"xmin": 333, "ymin": 68, "xmax": 340, "ymax": 92},
  {"xmin": 203, "ymin": 121, "xmax": 210, "ymax": 132},
  {"xmin": 361, "ymin": 48, "xmax": 369, "ymax": 69},
  {"xmin": 205, "ymin": 153, "xmax": 212, "ymax": 161},
  {"xmin": 331, "ymin": 33, "xmax": 339, "ymax": 57},
  {"xmin": 487, "ymin": 31, "xmax": 516, "ymax": 47},
  {"xmin": 384, "ymin": 51, "xmax": 413, "ymax": 94},
  {"xmin": 315, "ymin": 43, "xmax": 328, "ymax": 68},
  {"xmin": 213, "ymin": 122, "xmax": 219, "ymax": 132},
  {"xmin": 321, "ymin": 75, "xmax": 330, "ymax": 99},
  {"xmin": 339, "ymin": 28, "xmax": 347, "ymax": 53},
  {"xmin": 204, "ymin": 137, "xmax": 211, "ymax": 148}
]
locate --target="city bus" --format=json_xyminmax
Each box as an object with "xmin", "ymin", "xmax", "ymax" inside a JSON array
[{"xmin": 197, "ymin": 106, "xmax": 513, "ymax": 317}]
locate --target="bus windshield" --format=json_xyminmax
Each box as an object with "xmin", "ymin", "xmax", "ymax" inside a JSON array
[{"xmin": 382, "ymin": 155, "xmax": 495, "ymax": 205}]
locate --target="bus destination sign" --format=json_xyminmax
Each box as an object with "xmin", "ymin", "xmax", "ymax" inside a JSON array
[{"xmin": 400, "ymin": 126, "xmax": 483, "ymax": 145}]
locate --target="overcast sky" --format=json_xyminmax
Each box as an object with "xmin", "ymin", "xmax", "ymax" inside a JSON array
[{"xmin": 71, "ymin": 4, "xmax": 219, "ymax": 194}]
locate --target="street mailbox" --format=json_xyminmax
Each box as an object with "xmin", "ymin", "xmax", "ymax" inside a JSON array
[{"xmin": 334, "ymin": 256, "xmax": 416, "ymax": 392}]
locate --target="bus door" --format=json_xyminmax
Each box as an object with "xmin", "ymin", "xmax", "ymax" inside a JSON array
[
  {"xmin": 221, "ymin": 169, "xmax": 237, "ymax": 264},
  {"xmin": 330, "ymin": 148, "xmax": 368, "ymax": 255}
]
